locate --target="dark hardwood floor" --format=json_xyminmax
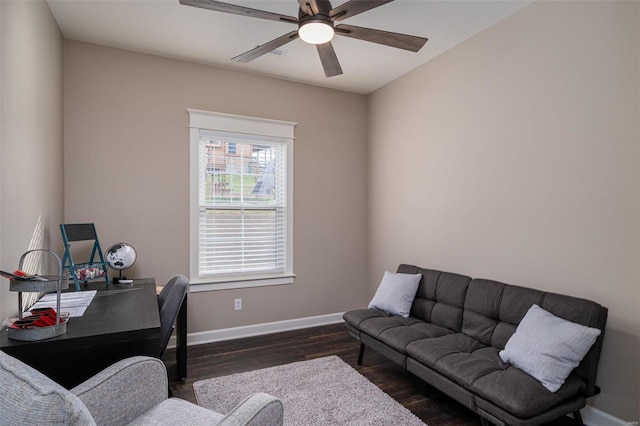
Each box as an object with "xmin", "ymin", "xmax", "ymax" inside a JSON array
[{"xmin": 164, "ymin": 323, "xmax": 575, "ymax": 426}]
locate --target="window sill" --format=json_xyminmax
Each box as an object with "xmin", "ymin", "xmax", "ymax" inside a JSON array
[{"xmin": 189, "ymin": 274, "xmax": 295, "ymax": 292}]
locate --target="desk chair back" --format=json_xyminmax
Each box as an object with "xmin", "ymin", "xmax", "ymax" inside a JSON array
[
  {"xmin": 158, "ymin": 274, "xmax": 188, "ymax": 309},
  {"xmin": 159, "ymin": 277, "xmax": 188, "ymax": 358}
]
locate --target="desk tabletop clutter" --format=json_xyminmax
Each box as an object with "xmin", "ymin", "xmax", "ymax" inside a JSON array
[{"xmin": 0, "ymin": 279, "xmax": 161, "ymax": 388}]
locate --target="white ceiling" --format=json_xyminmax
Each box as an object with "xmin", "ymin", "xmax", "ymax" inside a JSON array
[{"xmin": 47, "ymin": 0, "xmax": 532, "ymax": 94}]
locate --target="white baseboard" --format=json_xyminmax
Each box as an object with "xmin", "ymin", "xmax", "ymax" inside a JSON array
[
  {"xmin": 168, "ymin": 312, "xmax": 344, "ymax": 348},
  {"xmin": 581, "ymin": 405, "xmax": 630, "ymax": 426},
  {"xmin": 168, "ymin": 316, "xmax": 629, "ymax": 426}
]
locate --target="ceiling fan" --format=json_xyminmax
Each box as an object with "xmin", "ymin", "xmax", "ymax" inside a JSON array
[{"xmin": 179, "ymin": 0, "xmax": 428, "ymax": 77}]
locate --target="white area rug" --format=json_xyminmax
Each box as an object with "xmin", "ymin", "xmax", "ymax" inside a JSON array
[{"xmin": 193, "ymin": 355, "xmax": 425, "ymax": 425}]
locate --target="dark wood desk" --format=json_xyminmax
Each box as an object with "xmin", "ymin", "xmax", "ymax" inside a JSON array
[{"xmin": 1, "ymin": 279, "xmax": 161, "ymax": 388}]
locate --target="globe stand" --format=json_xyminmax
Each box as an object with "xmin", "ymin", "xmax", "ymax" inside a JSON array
[{"xmin": 112, "ymin": 270, "xmax": 127, "ymax": 284}]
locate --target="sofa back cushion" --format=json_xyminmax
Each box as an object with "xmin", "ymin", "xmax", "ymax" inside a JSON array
[
  {"xmin": 0, "ymin": 350, "xmax": 96, "ymax": 425},
  {"xmin": 462, "ymin": 278, "xmax": 608, "ymax": 395},
  {"xmin": 397, "ymin": 264, "xmax": 471, "ymax": 333}
]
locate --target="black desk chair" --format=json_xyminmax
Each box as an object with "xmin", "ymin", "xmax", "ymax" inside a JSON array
[
  {"xmin": 158, "ymin": 274, "xmax": 187, "ymax": 309},
  {"xmin": 158, "ymin": 275, "xmax": 188, "ymax": 381}
]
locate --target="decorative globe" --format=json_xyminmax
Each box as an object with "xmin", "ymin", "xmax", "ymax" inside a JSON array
[{"xmin": 105, "ymin": 243, "xmax": 137, "ymax": 270}]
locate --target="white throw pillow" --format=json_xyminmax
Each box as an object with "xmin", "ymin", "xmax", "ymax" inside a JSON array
[
  {"xmin": 368, "ymin": 271, "xmax": 422, "ymax": 318},
  {"xmin": 499, "ymin": 304, "xmax": 601, "ymax": 392}
]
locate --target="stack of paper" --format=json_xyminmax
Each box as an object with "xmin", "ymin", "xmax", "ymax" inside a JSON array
[{"xmin": 27, "ymin": 291, "xmax": 97, "ymax": 317}]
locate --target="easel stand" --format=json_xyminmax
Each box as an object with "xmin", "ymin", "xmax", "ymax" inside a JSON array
[{"xmin": 60, "ymin": 223, "xmax": 109, "ymax": 291}]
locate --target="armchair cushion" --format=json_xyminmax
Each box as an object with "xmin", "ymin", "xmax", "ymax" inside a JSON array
[
  {"xmin": 128, "ymin": 398, "xmax": 225, "ymax": 425},
  {"xmin": 128, "ymin": 393, "xmax": 282, "ymax": 426},
  {"xmin": 0, "ymin": 350, "xmax": 95, "ymax": 425},
  {"xmin": 72, "ymin": 356, "xmax": 168, "ymax": 426},
  {"xmin": 218, "ymin": 392, "xmax": 284, "ymax": 426}
]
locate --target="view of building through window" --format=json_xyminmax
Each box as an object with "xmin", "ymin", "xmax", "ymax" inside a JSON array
[{"xmin": 202, "ymin": 138, "xmax": 277, "ymax": 203}]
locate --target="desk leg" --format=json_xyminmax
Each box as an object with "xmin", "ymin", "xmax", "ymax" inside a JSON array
[{"xmin": 176, "ymin": 293, "xmax": 188, "ymax": 381}]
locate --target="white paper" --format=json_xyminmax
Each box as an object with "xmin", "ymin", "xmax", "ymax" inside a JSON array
[{"xmin": 27, "ymin": 290, "xmax": 97, "ymax": 317}]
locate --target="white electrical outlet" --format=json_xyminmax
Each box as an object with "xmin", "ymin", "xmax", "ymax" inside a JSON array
[{"xmin": 234, "ymin": 298, "xmax": 242, "ymax": 311}]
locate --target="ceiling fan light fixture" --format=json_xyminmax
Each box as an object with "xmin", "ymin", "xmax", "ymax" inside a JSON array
[
  {"xmin": 299, "ymin": 20, "xmax": 334, "ymax": 45},
  {"xmin": 181, "ymin": 0, "xmax": 428, "ymax": 78}
]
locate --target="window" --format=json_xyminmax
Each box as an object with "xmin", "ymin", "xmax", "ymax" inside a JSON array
[{"xmin": 189, "ymin": 109, "xmax": 295, "ymax": 290}]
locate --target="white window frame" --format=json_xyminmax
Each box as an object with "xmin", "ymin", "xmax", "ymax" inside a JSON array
[{"xmin": 188, "ymin": 109, "xmax": 296, "ymax": 291}]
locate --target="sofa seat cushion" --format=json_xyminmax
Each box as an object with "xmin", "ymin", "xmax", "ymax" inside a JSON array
[
  {"xmin": 378, "ymin": 321, "xmax": 455, "ymax": 354},
  {"xmin": 343, "ymin": 308, "xmax": 385, "ymax": 329},
  {"xmin": 406, "ymin": 333, "xmax": 503, "ymax": 388},
  {"xmin": 406, "ymin": 333, "xmax": 587, "ymax": 418},
  {"xmin": 349, "ymin": 311, "xmax": 453, "ymax": 354},
  {"xmin": 471, "ymin": 369, "xmax": 587, "ymax": 418},
  {"xmin": 407, "ymin": 333, "xmax": 483, "ymax": 367}
]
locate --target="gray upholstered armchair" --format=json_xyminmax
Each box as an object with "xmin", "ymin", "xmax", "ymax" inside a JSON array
[{"xmin": 0, "ymin": 351, "xmax": 283, "ymax": 425}]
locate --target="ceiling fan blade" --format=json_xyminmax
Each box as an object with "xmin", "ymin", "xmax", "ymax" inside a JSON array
[
  {"xmin": 330, "ymin": 0, "xmax": 394, "ymax": 21},
  {"xmin": 180, "ymin": 0, "xmax": 298, "ymax": 24},
  {"xmin": 231, "ymin": 31, "xmax": 299, "ymax": 63},
  {"xmin": 297, "ymin": 0, "xmax": 319, "ymax": 16},
  {"xmin": 335, "ymin": 24, "xmax": 427, "ymax": 52},
  {"xmin": 316, "ymin": 42, "xmax": 343, "ymax": 77}
]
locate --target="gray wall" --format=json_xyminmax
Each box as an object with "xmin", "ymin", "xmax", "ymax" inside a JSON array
[
  {"xmin": 63, "ymin": 41, "xmax": 370, "ymax": 331},
  {"xmin": 0, "ymin": 1, "xmax": 64, "ymax": 320},
  {"xmin": 368, "ymin": 1, "xmax": 639, "ymax": 420}
]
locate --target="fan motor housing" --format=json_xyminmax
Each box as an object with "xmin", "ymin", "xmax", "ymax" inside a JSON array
[
  {"xmin": 298, "ymin": 0, "xmax": 333, "ymax": 26},
  {"xmin": 298, "ymin": 13, "xmax": 333, "ymax": 31}
]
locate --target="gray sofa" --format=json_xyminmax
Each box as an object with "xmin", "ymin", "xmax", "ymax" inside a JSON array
[
  {"xmin": 0, "ymin": 351, "xmax": 283, "ymax": 425},
  {"xmin": 343, "ymin": 264, "xmax": 608, "ymax": 426}
]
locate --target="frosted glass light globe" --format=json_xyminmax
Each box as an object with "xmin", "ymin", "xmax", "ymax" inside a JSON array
[{"xmin": 299, "ymin": 21, "xmax": 334, "ymax": 45}]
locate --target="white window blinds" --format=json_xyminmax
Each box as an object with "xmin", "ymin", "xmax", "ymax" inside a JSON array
[{"xmin": 198, "ymin": 130, "xmax": 287, "ymax": 277}]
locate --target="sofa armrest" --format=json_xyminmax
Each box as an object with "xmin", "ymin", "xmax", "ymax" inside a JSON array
[
  {"xmin": 218, "ymin": 393, "xmax": 284, "ymax": 426},
  {"xmin": 71, "ymin": 356, "xmax": 168, "ymax": 426}
]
